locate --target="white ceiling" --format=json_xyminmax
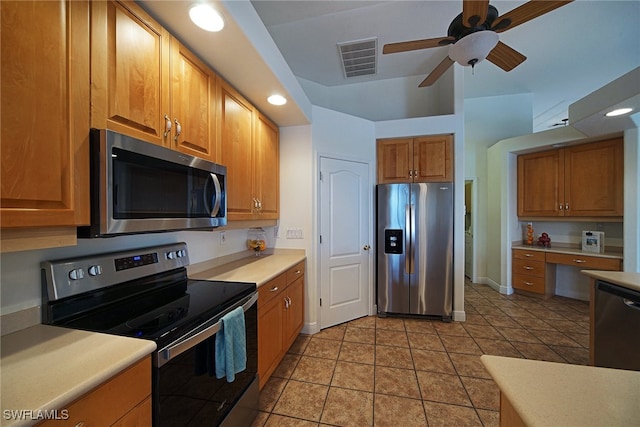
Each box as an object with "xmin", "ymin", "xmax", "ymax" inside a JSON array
[{"xmin": 139, "ymin": 0, "xmax": 640, "ymax": 131}]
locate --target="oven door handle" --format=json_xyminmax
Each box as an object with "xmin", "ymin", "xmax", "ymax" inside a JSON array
[{"xmin": 157, "ymin": 291, "xmax": 258, "ymax": 367}]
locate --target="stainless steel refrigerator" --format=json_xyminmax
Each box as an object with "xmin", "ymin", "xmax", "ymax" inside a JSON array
[{"xmin": 376, "ymin": 183, "xmax": 453, "ymax": 320}]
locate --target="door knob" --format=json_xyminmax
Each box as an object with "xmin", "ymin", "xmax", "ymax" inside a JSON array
[{"xmin": 363, "ymin": 245, "xmax": 371, "ymax": 251}]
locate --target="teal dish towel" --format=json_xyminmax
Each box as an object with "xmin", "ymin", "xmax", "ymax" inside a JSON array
[{"xmin": 215, "ymin": 306, "xmax": 247, "ymax": 382}]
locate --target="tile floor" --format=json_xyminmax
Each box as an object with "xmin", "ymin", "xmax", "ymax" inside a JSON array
[{"xmin": 252, "ymin": 280, "xmax": 590, "ymax": 427}]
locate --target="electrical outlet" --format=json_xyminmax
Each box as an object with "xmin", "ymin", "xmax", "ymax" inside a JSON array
[{"xmin": 220, "ymin": 231, "xmax": 226, "ymax": 245}]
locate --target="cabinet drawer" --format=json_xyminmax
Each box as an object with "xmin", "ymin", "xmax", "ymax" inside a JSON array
[
  {"xmin": 286, "ymin": 261, "xmax": 305, "ymax": 285},
  {"xmin": 258, "ymin": 273, "xmax": 287, "ymax": 306},
  {"xmin": 512, "ymin": 249, "xmax": 545, "ymax": 262},
  {"xmin": 512, "ymin": 273, "xmax": 545, "ymax": 294},
  {"xmin": 545, "ymin": 253, "xmax": 622, "ymax": 271},
  {"xmin": 512, "ymin": 259, "xmax": 545, "ymax": 278}
]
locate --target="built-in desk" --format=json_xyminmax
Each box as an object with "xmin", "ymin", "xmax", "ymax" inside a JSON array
[{"xmin": 511, "ymin": 244, "xmax": 623, "ymax": 298}]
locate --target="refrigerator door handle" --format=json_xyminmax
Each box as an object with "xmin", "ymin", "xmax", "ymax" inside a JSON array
[
  {"xmin": 409, "ymin": 203, "xmax": 416, "ymax": 274},
  {"xmin": 405, "ymin": 204, "xmax": 412, "ymax": 274}
]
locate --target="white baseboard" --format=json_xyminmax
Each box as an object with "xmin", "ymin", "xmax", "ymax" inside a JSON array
[
  {"xmin": 301, "ymin": 322, "xmax": 320, "ymax": 335},
  {"xmin": 477, "ymin": 276, "xmax": 513, "ymax": 295},
  {"xmin": 452, "ymin": 310, "xmax": 466, "ymax": 322}
]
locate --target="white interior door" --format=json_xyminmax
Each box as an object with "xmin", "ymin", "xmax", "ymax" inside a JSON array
[{"xmin": 319, "ymin": 156, "xmax": 370, "ymax": 329}]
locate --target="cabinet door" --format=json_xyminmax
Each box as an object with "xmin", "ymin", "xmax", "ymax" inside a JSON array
[
  {"xmin": 258, "ymin": 294, "xmax": 285, "ymax": 389},
  {"xmin": 517, "ymin": 149, "xmax": 564, "ymax": 217},
  {"xmin": 1, "ymin": 0, "xmax": 89, "ymax": 228},
  {"xmin": 170, "ymin": 38, "xmax": 218, "ymax": 161},
  {"xmin": 564, "ymin": 138, "xmax": 623, "ymax": 217},
  {"xmin": 285, "ymin": 276, "xmax": 305, "ymax": 350},
  {"xmin": 91, "ymin": 0, "xmax": 170, "ymax": 146},
  {"xmin": 219, "ymin": 82, "xmax": 255, "ymax": 220},
  {"xmin": 254, "ymin": 112, "xmax": 279, "ymax": 219},
  {"xmin": 377, "ymin": 138, "xmax": 412, "ymax": 183},
  {"xmin": 413, "ymin": 135, "xmax": 453, "ymax": 182}
]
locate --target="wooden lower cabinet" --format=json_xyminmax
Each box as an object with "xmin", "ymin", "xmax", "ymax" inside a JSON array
[
  {"xmin": 39, "ymin": 357, "xmax": 151, "ymax": 426},
  {"xmin": 258, "ymin": 261, "xmax": 305, "ymax": 389}
]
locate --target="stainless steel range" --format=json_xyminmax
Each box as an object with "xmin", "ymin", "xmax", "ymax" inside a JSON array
[{"xmin": 41, "ymin": 242, "xmax": 258, "ymax": 426}]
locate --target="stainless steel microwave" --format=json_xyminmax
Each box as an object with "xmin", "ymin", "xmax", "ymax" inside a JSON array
[{"xmin": 79, "ymin": 129, "xmax": 226, "ymax": 237}]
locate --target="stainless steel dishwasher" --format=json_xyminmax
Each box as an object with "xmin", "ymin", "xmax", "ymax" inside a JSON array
[{"xmin": 593, "ymin": 280, "xmax": 640, "ymax": 371}]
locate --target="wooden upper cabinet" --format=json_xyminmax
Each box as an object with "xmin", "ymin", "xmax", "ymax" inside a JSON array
[
  {"xmin": 1, "ymin": 0, "xmax": 90, "ymax": 229},
  {"xmin": 413, "ymin": 135, "xmax": 453, "ymax": 182},
  {"xmin": 564, "ymin": 138, "xmax": 623, "ymax": 217},
  {"xmin": 254, "ymin": 112, "xmax": 280, "ymax": 220},
  {"xmin": 170, "ymin": 38, "xmax": 218, "ymax": 161},
  {"xmin": 91, "ymin": 0, "xmax": 170, "ymax": 146},
  {"xmin": 517, "ymin": 149, "xmax": 564, "ymax": 217},
  {"xmin": 377, "ymin": 135, "xmax": 453, "ymax": 184},
  {"xmin": 517, "ymin": 138, "xmax": 623, "ymax": 219},
  {"xmin": 219, "ymin": 82, "xmax": 255, "ymax": 220},
  {"xmin": 377, "ymin": 138, "xmax": 413, "ymax": 183}
]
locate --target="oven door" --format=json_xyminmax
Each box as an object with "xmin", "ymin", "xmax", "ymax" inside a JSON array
[
  {"xmin": 81, "ymin": 129, "xmax": 227, "ymax": 237},
  {"xmin": 153, "ymin": 292, "xmax": 258, "ymax": 426}
]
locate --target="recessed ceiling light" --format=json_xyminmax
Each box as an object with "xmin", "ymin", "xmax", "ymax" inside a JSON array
[
  {"xmin": 605, "ymin": 107, "xmax": 633, "ymax": 117},
  {"xmin": 267, "ymin": 95, "xmax": 287, "ymax": 106},
  {"xmin": 189, "ymin": 4, "xmax": 224, "ymax": 32}
]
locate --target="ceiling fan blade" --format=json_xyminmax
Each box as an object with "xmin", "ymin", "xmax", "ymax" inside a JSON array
[
  {"xmin": 419, "ymin": 56, "xmax": 454, "ymax": 87},
  {"xmin": 486, "ymin": 41, "xmax": 526, "ymax": 72},
  {"xmin": 493, "ymin": 0, "xmax": 573, "ymax": 33},
  {"xmin": 383, "ymin": 37, "xmax": 455, "ymax": 54},
  {"xmin": 462, "ymin": 0, "xmax": 489, "ymax": 27}
]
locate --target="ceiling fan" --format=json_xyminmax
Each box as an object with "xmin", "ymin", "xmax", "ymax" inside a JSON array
[{"xmin": 383, "ymin": 0, "xmax": 574, "ymax": 87}]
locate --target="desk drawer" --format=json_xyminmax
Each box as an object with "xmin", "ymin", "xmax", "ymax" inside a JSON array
[
  {"xmin": 512, "ymin": 273, "xmax": 545, "ymax": 294},
  {"xmin": 512, "ymin": 259, "xmax": 545, "ymax": 278},
  {"xmin": 545, "ymin": 253, "xmax": 622, "ymax": 271},
  {"xmin": 512, "ymin": 249, "xmax": 545, "ymax": 262}
]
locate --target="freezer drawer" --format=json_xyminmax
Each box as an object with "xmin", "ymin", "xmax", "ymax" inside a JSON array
[{"xmin": 593, "ymin": 280, "xmax": 640, "ymax": 371}]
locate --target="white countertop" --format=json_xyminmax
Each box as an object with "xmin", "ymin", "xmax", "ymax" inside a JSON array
[
  {"xmin": 481, "ymin": 355, "xmax": 640, "ymax": 427},
  {"xmin": 0, "ymin": 325, "xmax": 155, "ymax": 427},
  {"xmin": 581, "ymin": 270, "xmax": 640, "ymax": 292},
  {"xmin": 189, "ymin": 251, "xmax": 306, "ymax": 286},
  {"xmin": 512, "ymin": 243, "xmax": 623, "ymax": 259}
]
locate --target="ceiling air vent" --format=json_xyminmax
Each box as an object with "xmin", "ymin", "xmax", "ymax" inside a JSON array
[{"xmin": 338, "ymin": 38, "xmax": 377, "ymax": 79}]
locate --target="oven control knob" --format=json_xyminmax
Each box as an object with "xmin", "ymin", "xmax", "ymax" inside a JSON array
[
  {"xmin": 166, "ymin": 251, "xmax": 177, "ymax": 260},
  {"xmin": 176, "ymin": 250, "xmax": 185, "ymax": 258},
  {"xmin": 88, "ymin": 265, "xmax": 103, "ymax": 277},
  {"xmin": 68, "ymin": 268, "xmax": 85, "ymax": 280}
]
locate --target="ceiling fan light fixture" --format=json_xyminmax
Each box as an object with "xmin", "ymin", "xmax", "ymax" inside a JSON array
[
  {"xmin": 448, "ymin": 31, "xmax": 499, "ymax": 67},
  {"xmin": 189, "ymin": 4, "xmax": 224, "ymax": 32}
]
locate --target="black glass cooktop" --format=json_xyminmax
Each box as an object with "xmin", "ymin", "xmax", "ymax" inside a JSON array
[{"xmin": 46, "ymin": 268, "xmax": 255, "ymax": 347}]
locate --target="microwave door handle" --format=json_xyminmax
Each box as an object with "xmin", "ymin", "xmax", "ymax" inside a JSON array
[
  {"xmin": 209, "ymin": 173, "xmax": 222, "ymax": 217},
  {"xmin": 157, "ymin": 292, "xmax": 258, "ymax": 367},
  {"xmin": 202, "ymin": 173, "xmax": 222, "ymax": 217}
]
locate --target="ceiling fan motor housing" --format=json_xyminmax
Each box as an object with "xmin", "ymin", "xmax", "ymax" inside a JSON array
[{"xmin": 448, "ymin": 5, "xmax": 499, "ymax": 41}]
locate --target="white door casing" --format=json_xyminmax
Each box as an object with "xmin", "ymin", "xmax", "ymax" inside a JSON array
[{"xmin": 319, "ymin": 156, "xmax": 370, "ymax": 329}]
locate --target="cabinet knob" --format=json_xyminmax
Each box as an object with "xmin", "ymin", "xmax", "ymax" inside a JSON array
[
  {"xmin": 524, "ymin": 254, "xmax": 533, "ymax": 257},
  {"xmin": 565, "ymin": 203, "xmax": 569, "ymax": 211},
  {"xmin": 524, "ymin": 281, "xmax": 534, "ymax": 286},
  {"xmin": 523, "ymin": 266, "xmax": 534, "ymax": 270},
  {"xmin": 572, "ymin": 259, "xmax": 586, "ymax": 264},
  {"xmin": 270, "ymin": 286, "xmax": 279, "ymax": 292},
  {"xmin": 559, "ymin": 204, "xmax": 563, "ymax": 211}
]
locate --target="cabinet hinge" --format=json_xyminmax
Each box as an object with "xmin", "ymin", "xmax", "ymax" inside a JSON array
[
  {"xmin": 319, "ymin": 235, "xmax": 322, "ymax": 244},
  {"xmin": 320, "ymin": 298, "xmax": 322, "ymax": 307},
  {"xmin": 319, "ymin": 171, "xmax": 323, "ymax": 181}
]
